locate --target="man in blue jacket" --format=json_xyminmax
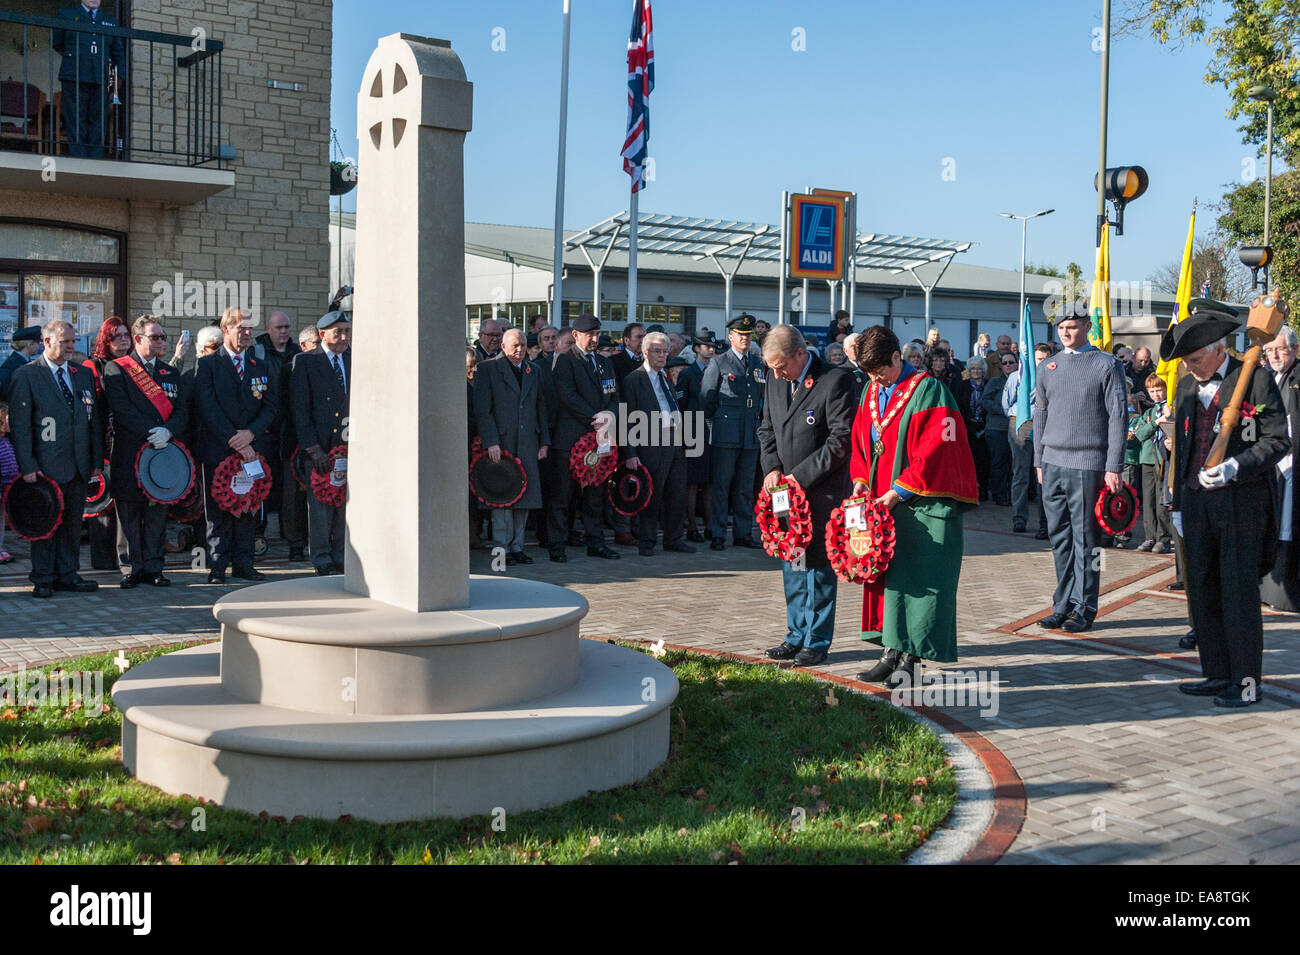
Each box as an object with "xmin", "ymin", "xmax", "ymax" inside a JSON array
[{"xmin": 700, "ymin": 314, "xmax": 765, "ymax": 549}]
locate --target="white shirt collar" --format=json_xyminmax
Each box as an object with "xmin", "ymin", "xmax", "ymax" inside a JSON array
[
  {"xmin": 45, "ymin": 354, "xmax": 68, "ymax": 374},
  {"xmin": 223, "ymin": 344, "xmax": 243, "ymax": 362}
]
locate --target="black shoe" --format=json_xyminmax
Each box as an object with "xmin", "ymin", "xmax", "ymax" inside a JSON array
[
  {"xmin": 119, "ymin": 574, "xmax": 138, "ymax": 590},
  {"xmin": 1178, "ymin": 631, "xmax": 1197, "ymax": 651},
  {"xmin": 734, "ymin": 537, "xmax": 762, "ymax": 549},
  {"xmin": 1035, "ymin": 527, "xmax": 1049, "ymax": 540},
  {"xmin": 1214, "ymin": 686, "xmax": 1261, "ymax": 708},
  {"xmin": 331, "ymin": 562, "xmax": 346, "ymax": 574},
  {"xmin": 314, "ymin": 564, "xmax": 336, "ymax": 576},
  {"xmin": 1013, "ymin": 520, "xmax": 1027, "ymax": 533},
  {"xmin": 207, "ymin": 570, "xmax": 227, "ymax": 584},
  {"xmin": 504, "ymin": 552, "xmax": 520, "ymax": 566},
  {"xmin": 794, "ymin": 648, "xmax": 828, "ymax": 666},
  {"xmin": 548, "ymin": 549, "xmax": 568, "ymax": 563},
  {"xmin": 857, "ymin": 648, "xmax": 902, "ymax": 683},
  {"xmin": 142, "ymin": 573, "xmax": 171, "ymax": 588},
  {"xmin": 710, "ymin": 539, "xmax": 725, "ymax": 551},
  {"xmin": 1179, "ymin": 678, "xmax": 1231, "ymax": 697},
  {"xmin": 1061, "ymin": 613, "xmax": 1092, "ymax": 633},
  {"xmin": 232, "ymin": 566, "xmax": 267, "ymax": 581},
  {"xmin": 637, "ymin": 546, "xmax": 655, "ymax": 556},
  {"xmin": 53, "ymin": 577, "xmax": 97, "ymax": 593},
  {"xmin": 288, "ymin": 547, "xmax": 306, "ymax": 562},
  {"xmin": 513, "ymin": 551, "xmax": 533, "ymax": 565},
  {"xmin": 587, "ymin": 545, "xmax": 620, "ymax": 560},
  {"xmin": 1038, "ymin": 611, "xmax": 1068, "ymax": 630},
  {"xmin": 885, "ymin": 653, "xmax": 922, "ymax": 689},
  {"xmin": 32, "ymin": 584, "xmax": 53, "ymax": 599},
  {"xmin": 686, "ymin": 529, "xmax": 705, "ymax": 543},
  {"xmin": 664, "ymin": 542, "xmax": 696, "ymax": 553},
  {"xmin": 568, "ymin": 533, "xmax": 584, "ymax": 547},
  {"xmin": 1166, "ymin": 580, "xmax": 1185, "ymax": 592},
  {"xmin": 766, "ymin": 642, "xmax": 801, "ymax": 661}
]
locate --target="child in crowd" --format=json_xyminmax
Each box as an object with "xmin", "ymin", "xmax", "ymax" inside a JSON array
[
  {"xmin": 1133, "ymin": 374, "xmax": 1175, "ymax": 553},
  {"xmin": 0, "ymin": 401, "xmax": 17, "ymax": 563}
]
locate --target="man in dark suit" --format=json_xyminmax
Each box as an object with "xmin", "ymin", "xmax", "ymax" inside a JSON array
[
  {"xmin": 701, "ymin": 315, "xmax": 765, "ymax": 549},
  {"xmin": 622, "ymin": 332, "xmax": 693, "ymax": 557},
  {"xmin": 7, "ymin": 320, "xmax": 103, "ymax": 597},
  {"xmin": 474, "ymin": 318, "xmax": 503, "ymax": 362},
  {"xmin": 611, "ymin": 322, "xmax": 646, "ymax": 390},
  {"xmin": 757, "ymin": 325, "xmax": 857, "ymax": 666},
  {"xmin": 475, "ymin": 328, "xmax": 550, "ymax": 564},
  {"xmin": 253, "ymin": 309, "xmax": 305, "ymax": 561},
  {"xmin": 292, "ymin": 311, "xmax": 350, "ymax": 575},
  {"xmin": 102, "ymin": 314, "xmax": 189, "ymax": 588},
  {"xmin": 1, "ymin": 326, "xmax": 42, "ymax": 401},
  {"xmin": 51, "ymin": 0, "xmax": 125, "ymax": 159},
  {"xmin": 1262, "ymin": 324, "xmax": 1300, "ymax": 611},
  {"xmin": 194, "ymin": 307, "xmax": 279, "ymax": 583},
  {"xmin": 1167, "ymin": 301, "xmax": 1289, "ymax": 708},
  {"xmin": 548, "ymin": 313, "xmax": 620, "ymax": 562}
]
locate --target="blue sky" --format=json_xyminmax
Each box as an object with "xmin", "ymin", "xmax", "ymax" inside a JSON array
[{"xmin": 330, "ymin": 0, "xmax": 1272, "ymax": 285}]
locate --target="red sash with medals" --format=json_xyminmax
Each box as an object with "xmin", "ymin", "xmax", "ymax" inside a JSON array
[{"xmin": 113, "ymin": 355, "xmax": 173, "ymax": 421}]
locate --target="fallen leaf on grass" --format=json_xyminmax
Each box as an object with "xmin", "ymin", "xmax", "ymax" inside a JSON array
[
  {"xmin": 1, "ymin": 709, "xmax": 17, "ymax": 721},
  {"xmin": 588, "ymin": 835, "xmax": 601, "ymax": 849},
  {"xmin": 167, "ymin": 853, "xmax": 183, "ymax": 865},
  {"xmin": 22, "ymin": 816, "xmax": 52, "ymax": 834}
]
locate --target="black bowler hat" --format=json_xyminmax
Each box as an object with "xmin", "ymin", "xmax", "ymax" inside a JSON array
[
  {"xmin": 468, "ymin": 448, "xmax": 527, "ymax": 508},
  {"xmin": 606, "ymin": 462, "xmax": 654, "ymax": 516},
  {"xmin": 572, "ymin": 313, "xmax": 601, "ymax": 333},
  {"xmin": 3, "ymin": 475, "xmax": 64, "ymax": 542},
  {"xmin": 727, "ymin": 314, "xmax": 757, "ymax": 333},
  {"xmin": 136, "ymin": 442, "xmax": 196, "ymax": 504},
  {"xmin": 1159, "ymin": 300, "xmax": 1242, "ymax": 362},
  {"xmin": 11, "ymin": 326, "xmax": 41, "ymax": 344},
  {"xmin": 83, "ymin": 465, "xmax": 113, "ymax": 519},
  {"xmin": 1095, "ymin": 483, "xmax": 1140, "ymax": 536}
]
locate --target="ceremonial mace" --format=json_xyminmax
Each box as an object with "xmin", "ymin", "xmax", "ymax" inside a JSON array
[{"xmin": 1204, "ymin": 289, "xmax": 1290, "ymax": 469}]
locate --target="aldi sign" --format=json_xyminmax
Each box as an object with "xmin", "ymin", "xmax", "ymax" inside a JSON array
[{"xmin": 789, "ymin": 193, "xmax": 846, "ymax": 280}]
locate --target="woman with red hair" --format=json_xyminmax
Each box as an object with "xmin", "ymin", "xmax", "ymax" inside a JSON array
[{"xmin": 84, "ymin": 316, "xmax": 132, "ymax": 569}]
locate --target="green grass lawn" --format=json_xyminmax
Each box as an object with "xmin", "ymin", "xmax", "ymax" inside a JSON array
[{"xmin": 1, "ymin": 643, "xmax": 957, "ymax": 864}]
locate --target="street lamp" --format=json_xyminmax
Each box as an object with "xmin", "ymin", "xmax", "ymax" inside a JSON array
[
  {"xmin": 1248, "ymin": 85, "xmax": 1276, "ymax": 245},
  {"xmin": 999, "ymin": 209, "xmax": 1055, "ymax": 323}
]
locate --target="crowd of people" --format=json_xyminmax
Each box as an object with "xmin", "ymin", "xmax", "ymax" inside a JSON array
[{"xmin": 0, "ymin": 291, "xmax": 352, "ymax": 594}]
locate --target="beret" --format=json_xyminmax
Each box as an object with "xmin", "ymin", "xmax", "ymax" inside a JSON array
[
  {"xmin": 572, "ymin": 313, "xmax": 601, "ymax": 333},
  {"xmin": 316, "ymin": 310, "xmax": 351, "ymax": 330}
]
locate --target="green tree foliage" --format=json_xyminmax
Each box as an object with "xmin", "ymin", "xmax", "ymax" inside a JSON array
[{"xmin": 1217, "ymin": 170, "xmax": 1300, "ymax": 306}]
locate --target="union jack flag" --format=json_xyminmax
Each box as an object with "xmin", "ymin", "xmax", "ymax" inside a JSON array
[{"xmin": 621, "ymin": 0, "xmax": 654, "ymax": 192}]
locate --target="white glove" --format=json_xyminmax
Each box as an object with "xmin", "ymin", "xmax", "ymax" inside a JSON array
[
  {"xmin": 146, "ymin": 426, "xmax": 172, "ymax": 449},
  {"xmin": 1172, "ymin": 511, "xmax": 1183, "ymax": 537},
  {"xmin": 1197, "ymin": 457, "xmax": 1238, "ymax": 490}
]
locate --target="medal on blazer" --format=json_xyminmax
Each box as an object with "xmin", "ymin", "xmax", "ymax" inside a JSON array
[
  {"xmin": 251, "ymin": 374, "xmax": 268, "ymax": 399},
  {"xmin": 868, "ymin": 371, "xmax": 927, "ymax": 458}
]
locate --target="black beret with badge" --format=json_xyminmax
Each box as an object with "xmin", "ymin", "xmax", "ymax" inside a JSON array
[
  {"xmin": 317, "ymin": 310, "xmax": 351, "ymax": 331},
  {"xmin": 1159, "ymin": 299, "xmax": 1242, "ymax": 362}
]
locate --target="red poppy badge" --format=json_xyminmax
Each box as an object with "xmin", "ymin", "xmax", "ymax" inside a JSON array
[{"xmin": 803, "ymin": 377, "xmax": 814, "ymax": 389}]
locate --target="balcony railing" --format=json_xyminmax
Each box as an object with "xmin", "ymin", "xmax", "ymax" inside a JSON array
[{"xmin": 0, "ymin": 10, "xmax": 224, "ymax": 167}]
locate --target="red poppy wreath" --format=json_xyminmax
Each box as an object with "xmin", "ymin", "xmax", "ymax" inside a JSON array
[
  {"xmin": 754, "ymin": 477, "xmax": 813, "ymax": 562},
  {"xmin": 210, "ymin": 452, "xmax": 273, "ymax": 516},
  {"xmin": 310, "ymin": 444, "xmax": 349, "ymax": 507},
  {"xmin": 568, "ymin": 431, "xmax": 619, "ymax": 487},
  {"xmin": 825, "ymin": 496, "xmax": 896, "ymax": 584}
]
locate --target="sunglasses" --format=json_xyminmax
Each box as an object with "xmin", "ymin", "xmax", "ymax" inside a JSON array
[{"xmin": 146, "ymin": 333, "xmax": 168, "ymax": 341}]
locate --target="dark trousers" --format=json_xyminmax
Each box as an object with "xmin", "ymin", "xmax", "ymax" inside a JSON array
[
  {"xmin": 307, "ymin": 497, "xmax": 345, "ymax": 570},
  {"xmin": 61, "ymin": 80, "xmax": 107, "ymax": 158},
  {"xmin": 201, "ymin": 464, "xmax": 256, "ymax": 572},
  {"xmin": 1008, "ymin": 421, "xmax": 1038, "ymax": 523},
  {"xmin": 548, "ymin": 449, "xmax": 607, "ymax": 549},
  {"xmin": 88, "ymin": 508, "xmax": 128, "ymax": 570},
  {"xmin": 969, "ymin": 432, "xmax": 989, "ymax": 498},
  {"xmin": 709, "ymin": 445, "xmax": 758, "ymax": 541},
  {"xmin": 1183, "ymin": 484, "xmax": 1266, "ymax": 688},
  {"xmin": 115, "ymin": 488, "xmax": 168, "ymax": 576},
  {"xmin": 30, "ymin": 477, "xmax": 87, "ymax": 586},
  {"xmin": 1140, "ymin": 463, "xmax": 1174, "ymax": 543},
  {"xmin": 987, "ymin": 429, "xmax": 1011, "ymax": 503},
  {"xmin": 638, "ymin": 446, "xmax": 686, "ymax": 549},
  {"xmin": 1042, "ymin": 463, "xmax": 1103, "ymax": 620},
  {"xmin": 279, "ymin": 457, "xmax": 307, "ymax": 548}
]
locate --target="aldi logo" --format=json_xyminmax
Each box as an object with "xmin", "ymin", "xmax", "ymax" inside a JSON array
[{"xmin": 789, "ymin": 193, "xmax": 845, "ymax": 280}]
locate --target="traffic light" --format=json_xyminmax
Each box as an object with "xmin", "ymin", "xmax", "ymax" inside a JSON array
[
  {"xmin": 1239, "ymin": 245, "xmax": 1273, "ymax": 290},
  {"xmin": 1094, "ymin": 166, "xmax": 1149, "ymax": 235}
]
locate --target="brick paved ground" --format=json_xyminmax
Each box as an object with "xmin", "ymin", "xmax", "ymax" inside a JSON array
[{"xmin": 2, "ymin": 502, "xmax": 1297, "ymax": 863}]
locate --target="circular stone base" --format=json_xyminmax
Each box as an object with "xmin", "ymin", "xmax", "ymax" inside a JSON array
[{"xmin": 113, "ymin": 641, "xmax": 677, "ymax": 822}]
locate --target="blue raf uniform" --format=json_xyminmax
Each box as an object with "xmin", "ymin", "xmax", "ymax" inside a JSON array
[
  {"xmin": 700, "ymin": 314, "xmax": 765, "ymax": 547},
  {"xmin": 52, "ymin": 3, "xmax": 125, "ymax": 158}
]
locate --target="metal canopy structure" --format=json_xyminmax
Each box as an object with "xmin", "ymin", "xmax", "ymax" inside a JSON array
[{"xmin": 564, "ymin": 211, "xmax": 974, "ymax": 327}]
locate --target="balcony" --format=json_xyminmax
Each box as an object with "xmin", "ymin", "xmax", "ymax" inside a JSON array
[{"xmin": 0, "ymin": 10, "xmax": 233, "ymax": 204}]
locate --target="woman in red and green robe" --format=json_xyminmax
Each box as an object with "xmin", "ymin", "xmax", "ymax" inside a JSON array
[{"xmin": 849, "ymin": 328, "xmax": 978, "ymax": 683}]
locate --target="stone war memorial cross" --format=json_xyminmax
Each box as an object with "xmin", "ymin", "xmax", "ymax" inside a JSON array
[{"xmin": 112, "ymin": 34, "xmax": 677, "ymax": 822}]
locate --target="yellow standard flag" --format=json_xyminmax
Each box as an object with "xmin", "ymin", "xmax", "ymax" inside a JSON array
[
  {"xmin": 1156, "ymin": 208, "xmax": 1196, "ymax": 403},
  {"xmin": 1088, "ymin": 223, "xmax": 1112, "ymax": 352}
]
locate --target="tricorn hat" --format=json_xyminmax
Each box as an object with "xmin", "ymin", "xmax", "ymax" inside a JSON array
[
  {"xmin": 1159, "ymin": 299, "xmax": 1241, "ymax": 362},
  {"xmin": 1095, "ymin": 482, "xmax": 1140, "ymax": 536},
  {"xmin": 136, "ymin": 441, "xmax": 196, "ymax": 504},
  {"xmin": 468, "ymin": 448, "xmax": 527, "ymax": 508},
  {"xmin": 3, "ymin": 474, "xmax": 64, "ymax": 542},
  {"xmin": 605, "ymin": 462, "xmax": 654, "ymax": 516}
]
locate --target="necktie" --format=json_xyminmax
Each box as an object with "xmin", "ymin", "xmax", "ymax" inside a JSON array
[
  {"xmin": 657, "ymin": 371, "xmax": 673, "ymax": 407},
  {"xmin": 232, "ymin": 352, "xmax": 244, "ymax": 380},
  {"xmin": 57, "ymin": 366, "xmax": 76, "ymax": 413},
  {"xmin": 589, "ymin": 352, "xmax": 598, "ymax": 376},
  {"xmin": 332, "ymin": 354, "xmax": 346, "ymax": 393}
]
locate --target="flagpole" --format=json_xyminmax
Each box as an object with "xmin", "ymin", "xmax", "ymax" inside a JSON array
[
  {"xmin": 628, "ymin": 187, "xmax": 638, "ymax": 327},
  {"xmin": 551, "ymin": 0, "xmax": 572, "ymax": 326}
]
